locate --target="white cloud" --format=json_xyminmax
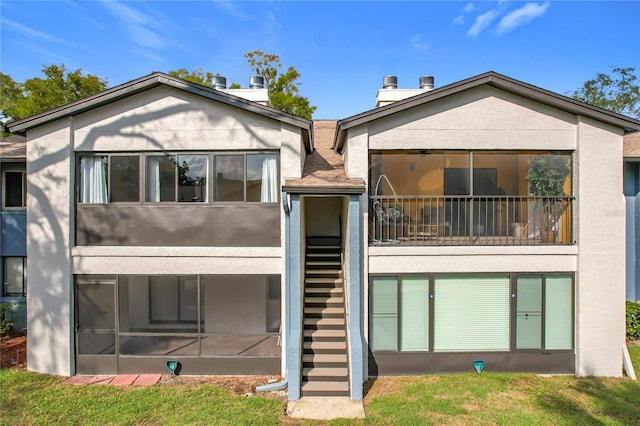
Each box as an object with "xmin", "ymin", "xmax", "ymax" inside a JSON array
[
  {"xmin": 410, "ymin": 34, "xmax": 429, "ymax": 51},
  {"xmin": 98, "ymin": 1, "xmax": 168, "ymax": 49},
  {"xmin": 464, "ymin": 2, "xmax": 475, "ymax": 13},
  {"xmin": 212, "ymin": 1, "xmax": 249, "ymax": 20},
  {"xmin": 467, "ymin": 9, "xmax": 500, "ymax": 37},
  {"xmin": 453, "ymin": 3, "xmax": 475, "ymax": 25},
  {"xmin": 496, "ymin": 1, "xmax": 550, "ymax": 35},
  {"xmin": 2, "ymin": 18, "xmax": 76, "ymax": 46},
  {"xmin": 453, "ymin": 15, "xmax": 464, "ymax": 25}
]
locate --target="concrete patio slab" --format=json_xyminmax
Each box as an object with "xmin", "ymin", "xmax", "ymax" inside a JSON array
[{"xmin": 286, "ymin": 397, "xmax": 365, "ymax": 420}]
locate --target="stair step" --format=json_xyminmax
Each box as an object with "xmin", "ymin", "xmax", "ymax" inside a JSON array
[
  {"xmin": 305, "ymin": 277, "xmax": 343, "ymax": 284},
  {"xmin": 306, "ymin": 269, "xmax": 342, "ymax": 276},
  {"xmin": 302, "ymin": 367, "xmax": 349, "ymax": 378},
  {"xmin": 306, "ymin": 253, "xmax": 341, "ymax": 258},
  {"xmin": 306, "ymin": 261, "xmax": 341, "ymax": 266},
  {"xmin": 307, "ymin": 245, "xmax": 341, "ymax": 250},
  {"xmin": 304, "ymin": 297, "xmax": 344, "ymax": 305},
  {"xmin": 301, "ymin": 381, "xmax": 350, "ymax": 397},
  {"xmin": 304, "ymin": 318, "xmax": 345, "ymax": 327},
  {"xmin": 303, "ymin": 341, "xmax": 347, "ymax": 351},
  {"xmin": 304, "ymin": 329, "xmax": 346, "ymax": 338},
  {"xmin": 303, "ymin": 354, "xmax": 348, "ymax": 364},
  {"xmin": 304, "ymin": 307, "xmax": 344, "ymax": 315},
  {"xmin": 305, "ymin": 288, "xmax": 343, "ymax": 297}
]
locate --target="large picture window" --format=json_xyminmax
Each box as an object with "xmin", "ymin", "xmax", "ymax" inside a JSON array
[
  {"xmin": 3, "ymin": 170, "xmax": 26, "ymax": 209},
  {"xmin": 369, "ymin": 273, "xmax": 573, "ymax": 353},
  {"xmin": 79, "ymin": 152, "xmax": 277, "ymax": 204},
  {"xmin": 3, "ymin": 257, "xmax": 27, "ymax": 297}
]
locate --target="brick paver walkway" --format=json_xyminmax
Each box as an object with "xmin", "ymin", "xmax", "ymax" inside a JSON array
[{"xmin": 64, "ymin": 374, "xmax": 161, "ymax": 387}]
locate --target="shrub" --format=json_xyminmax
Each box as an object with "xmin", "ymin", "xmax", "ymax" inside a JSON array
[
  {"xmin": 627, "ymin": 301, "xmax": 640, "ymax": 341},
  {"xmin": 0, "ymin": 302, "xmax": 24, "ymax": 337}
]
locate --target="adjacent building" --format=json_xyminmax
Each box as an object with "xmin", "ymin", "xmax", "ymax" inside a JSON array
[{"xmin": 6, "ymin": 71, "xmax": 640, "ymax": 400}]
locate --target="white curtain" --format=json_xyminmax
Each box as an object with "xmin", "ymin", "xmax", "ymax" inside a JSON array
[
  {"xmin": 80, "ymin": 156, "xmax": 108, "ymax": 203},
  {"xmin": 147, "ymin": 157, "xmax": 160, "ymax": 202},
  {"xmin": 260, "ymin": 155, "xmax": 278, "ymax": 203}
]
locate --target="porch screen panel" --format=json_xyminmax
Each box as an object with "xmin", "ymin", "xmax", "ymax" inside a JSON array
[
  {"xmin": 399, "ymin": 276, "xmax": 429, "ymax": 351},
  {"xmin": 516, "ymin": 275, "xmax": 542, "ymax": 349},
  {"xmin": 434, "ymin": 275, "xmax": 510, "ymax": 352},
  {"xmin": 370, "ymin": 276, "xmax": 398, "ymax": 351},
  {"xmin": 545, "ymin": 275, "xmax": 573, "ymax": 350}
]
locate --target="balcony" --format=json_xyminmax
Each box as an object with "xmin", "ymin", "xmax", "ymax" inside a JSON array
[{"xmin": 369, "ymin": 195, "xmax": 573, "ymax": 246}]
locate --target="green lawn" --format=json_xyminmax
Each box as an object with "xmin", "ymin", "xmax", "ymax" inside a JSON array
[{"xmin": 2, "ymin": 367, "xmax": 640, "ymax": 425}]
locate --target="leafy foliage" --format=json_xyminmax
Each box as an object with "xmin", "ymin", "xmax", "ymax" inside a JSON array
[
  {"xmin": 526, "ymin": 155, "xmax": 571, "ymax": 197},
  {"xmin": 1, "ymin": 64, "xmax": 108, "ymax": 123},
  {"xmin": 167, "ymin": 68, "xmax": 241, "ymax": 88},
  {"xmin": 0, "ymin": 303, "xmax": 24, "ymax": 336},
  {"xmin": 569, "ymin": 66, "xmax": 640, "ymax": 119},
  {"xmin": 627, "ymin": 301, "xmax": 640, "ymax": 341},
  {"xmin": 245, "ymin": 50, "xmax": 316, "ymax": 119}
]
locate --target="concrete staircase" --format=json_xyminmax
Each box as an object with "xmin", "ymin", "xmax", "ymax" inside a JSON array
[{"xmin": 301, "ymin": 237, "xmax": 349, "ymax": 397}]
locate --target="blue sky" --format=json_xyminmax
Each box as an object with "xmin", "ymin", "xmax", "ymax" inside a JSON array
[{"xmin": 1, "ymin": 1, "xmax": 639, "ymax": 119}]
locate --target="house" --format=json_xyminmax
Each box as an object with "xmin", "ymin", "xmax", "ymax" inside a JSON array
[
  {"xmin": 624, "ymin": 132, "xmax": 640, "ymax": 302},
  {"xmin": 6, "ymin": 71, "xmax": 640, "ymax": 401},
  {"xmin": 1, "ymin": 135, "xmax": 27, "ymax": 328}
]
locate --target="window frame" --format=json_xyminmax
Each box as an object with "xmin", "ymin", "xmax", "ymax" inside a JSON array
[
  {"xmin": 369, "ymin": 272, "xmax": 575, "ymax": 354},
  {"xmin": 3, "ymin": 257, "xmax": 27, "ymax": 297},
  {"xmin": 2, "ymin": 169, "xmax": 26, "ymax": 209},
  {"xmin": 77, "ymin": 151, "xmax": 280, "ymax": 205}
]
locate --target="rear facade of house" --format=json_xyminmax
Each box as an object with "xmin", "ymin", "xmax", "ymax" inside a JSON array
[{"xmin": 7, "ymin": 71, "xmax": 640, "ymax": 401}]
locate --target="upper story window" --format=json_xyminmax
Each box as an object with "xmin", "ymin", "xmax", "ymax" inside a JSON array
[
  {"xmin": 2, "ymin": 170, "xmax": 26, "ymax": 209},
  {"xmin": 78, "ymin": 152, "xmax": 278, "ymax": 204},
  {"xmin": 79, "ymin": 155, "xmax": 140, "ymax": 203},
  {"xmin": 215, "ymin": 154, "xmax": 278, "ymax": 202},
  {"xmin": 147, "ymin": 155, "xmax": 208, "ymax": 202}
]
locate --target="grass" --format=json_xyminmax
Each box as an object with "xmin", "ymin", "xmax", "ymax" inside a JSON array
[
  {"xmin": 628, "ymin": 343, "xmax": 640, "ymax": 377},
  {"xmin": 2, "ymin": 368, "xmax": 640, "ymax": 425}
]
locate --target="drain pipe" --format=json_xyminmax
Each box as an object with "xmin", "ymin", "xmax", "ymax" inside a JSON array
[{"xmin": 257, "ymin": 191, "xmax": 292, "ymax": 393}]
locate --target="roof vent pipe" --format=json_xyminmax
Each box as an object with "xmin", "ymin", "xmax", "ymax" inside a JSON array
[
  {"xmin": 382, "ymin": 75, "xmax": 398, "ymax": 89},
  {"xmin": 249, "ymin": 75, "xmax": 265, "ymax": 89},
  {"xmin": 420, "ymin": 75, "xmax": 435, "ymax": 90},
  {"xmin": 212, "ymin": 76, "xmax": 227, "ymax": 90}
]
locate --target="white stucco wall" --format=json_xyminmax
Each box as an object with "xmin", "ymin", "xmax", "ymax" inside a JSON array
[
  {"xmin": 26, "ymin": 120, "xmax": 74, "ymax": 376},
  {"xmin": 25, "ymin": 86, "xmax": 305, "ymax": 376},
  {"xmin": 574, "ymin": 117, "xmax": 626, "ymax": 377}
]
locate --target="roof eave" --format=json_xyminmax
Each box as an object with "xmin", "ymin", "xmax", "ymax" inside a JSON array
[
  {"xmin": 6, "ymin": 72, "xmax": 313, "ymax": 148},
  {"xmin": 335, "ymin": 71, "xmax": 640, "ymax": 153}
]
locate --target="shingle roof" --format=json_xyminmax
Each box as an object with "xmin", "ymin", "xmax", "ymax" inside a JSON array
[
  {"xmin": 283, "ymin": 120, "xmax": 365, "ymax": 194},
  {"xmin": 0, "ymin": 135, "xmax": 26, "ymax": 160},
  {"xmin": 624, "ymin": 132, "xmax": 640, "ymax": 158}
]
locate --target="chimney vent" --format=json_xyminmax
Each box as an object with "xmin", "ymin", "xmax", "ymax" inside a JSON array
[
  {"xmin": 382, "ymin": 75, "xmax": 398, "ymax": 89},
  {"xmin": 419, "ymin": 75, "xmax": 434, "ymax": 90},
  {"xmin": 213, "ymin": 76, "xmax": 227, "ymax": 90},
  {"xmin": 249, "ymin": 75, "xmax": 265, "ymax": 89}
]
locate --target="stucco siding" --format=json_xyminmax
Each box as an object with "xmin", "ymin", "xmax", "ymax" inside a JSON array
[
  {"xmin": 73, "ymin": 86, "xmax": 283, "ymax": 152},
  {"xmin": 575, "ymin": 117, "xmax": 626, "ymax": 377},
  {"xmin": 26, "ymin": 120, "xmax": 74, "ymax": 376},
  {"xmin": 368, "ymin": 86, "xmax": 576, "ymax": 151}
]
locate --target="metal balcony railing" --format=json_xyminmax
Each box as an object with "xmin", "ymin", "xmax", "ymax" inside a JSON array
[{"xmin": 369, "ymin": 195, "xmax": 574, "ymax": 246}]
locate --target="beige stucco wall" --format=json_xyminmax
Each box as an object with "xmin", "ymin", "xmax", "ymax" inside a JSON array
[
  {"xmin": 26, "ymin": 119, "xmax": 74, "ymax": 376},
  {"xmin": 345, "ymin": 86, "xmax": 626, "ymax": 377},
  {"xmin": 368, "ymin": 86, "xmax": 577, "ymax": 151},
  {"xmin": 574, "ymin": 117, "xmax": 625, "ymax": 376}
]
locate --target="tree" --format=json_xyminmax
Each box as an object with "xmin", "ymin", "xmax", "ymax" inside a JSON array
[
  {"xmin": 168, "ymin": 68, "xmax": 240, "ymax": 89},
  {"xmin": 245, "ymin": 50, "xmax": 316, "ymax": 119},
  {"xmin": 1, "ymin": 64, "xmax": 108, "ymax": 123},
  {"xmin": 569, "ymin": 66, "xmax": 640, "ymax": 119}
]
